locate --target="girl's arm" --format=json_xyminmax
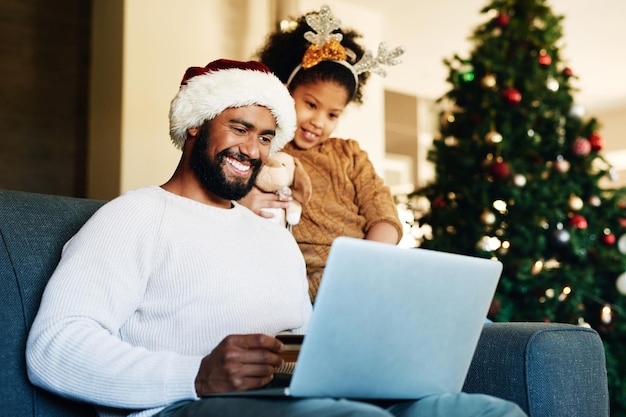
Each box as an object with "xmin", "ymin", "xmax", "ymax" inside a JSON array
[{"xmin": 365, "ymin": 221, "xmax": 399, "ymax": 244}]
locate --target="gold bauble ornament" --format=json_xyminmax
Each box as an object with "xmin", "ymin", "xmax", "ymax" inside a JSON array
[
  {"xmin": 568, "ymin": 195, "xmax": 584, "ymax": 211},
  {"xmin": 481, "ymin": 74, "xmax": 497, "ymax": 89},
  {"xmin": 618, "ymin": 234, "xmax": 626, "ymax": 254},
  {"xmin": 440, "ymin": 111, "xmax": 455, "ymax": 127},
  {"xmin": 588, "ymin": 195, "xmax": 601, "ymax": 207},
  {"xmin": 616, "ymin": 272, "xmax": 626, "ymax": 295},
  {"xmin": 554, "ymin": 157, "xmax": 570, "ymax": 173},
  {"xmin": 485, "ymin": 130, "xmax": 503, "ymax": 144},
  {"xmin": 546, "ymin": 77, "xmax": 559, "ymax": 92},
  {"xmin": 480, "ymin": 210, "xmax": 496, "ymax": 225},
  {"xmin": 513, "ymin": 174, "xmax": 527, "ymax": 187}
]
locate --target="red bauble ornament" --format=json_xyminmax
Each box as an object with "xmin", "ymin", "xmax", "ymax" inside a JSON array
[
  {"xmin": 489, "ymin": 159, "xmax": 510, "ymax": 180},
  {"xmin": 502, "ymin": 87, "xmax": 522, "ymax": 105},
  {"xmin": 602, "ymin": 233, "xmax": 616, "ymax": 246},
  {"xmin": 432, "ymin": 196, "xmax": 446, "ymax": 209},
  {"xmin": 570, "ymin": 214, "xmax": 588, "ymax": 229},
  {"xmin": 572, "ymin": 137, "xmax": 592, "ymax": 157},
  {"xmin": 538, "ymin": 52, "xmax": 552, "ymax": 66},
  {"xmin": 495, "ymin": 13, "xmax": 510, "ymax": 27},
  {"xmin": 563, "ymin": 67, "xmax": 573, "ymax": 77},
  {"xmin": 589, "ymin": 132, "xmax": 605, "ymax": 151}
]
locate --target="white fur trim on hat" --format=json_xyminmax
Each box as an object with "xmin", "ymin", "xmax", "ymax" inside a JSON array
[{"xmin": 169, "ymin": 68, "xmax": 296, "ymax": 155}]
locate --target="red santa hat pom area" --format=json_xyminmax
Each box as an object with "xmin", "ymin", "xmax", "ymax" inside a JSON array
[{"xmin": 169, "ymin": 59, "xmax": 296, "ymax": 155}]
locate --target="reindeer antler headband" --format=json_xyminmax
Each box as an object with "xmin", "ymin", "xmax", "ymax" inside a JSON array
[{"xmin": 286, "ymin": 5, "xmax": 405, "ymax": 95}]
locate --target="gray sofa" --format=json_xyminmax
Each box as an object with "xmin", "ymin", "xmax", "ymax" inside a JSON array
[{"xmin": 0, "ymin": 188, "xmax": 610, "ymax": 417}]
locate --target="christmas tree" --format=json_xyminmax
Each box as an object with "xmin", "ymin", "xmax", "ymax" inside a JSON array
[{"xmin": 408, "ymin": 0, "xmax": 626, "ymax": 414}]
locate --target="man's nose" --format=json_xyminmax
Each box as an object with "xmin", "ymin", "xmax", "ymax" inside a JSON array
[{"xmin": 238, "ymin": 134, "xmax": 261, "ymax": 160}]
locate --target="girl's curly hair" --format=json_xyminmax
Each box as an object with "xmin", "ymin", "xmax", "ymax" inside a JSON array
[{"xmin": 254, "ymin": 12, "xmax": 370, "ymax": 105}]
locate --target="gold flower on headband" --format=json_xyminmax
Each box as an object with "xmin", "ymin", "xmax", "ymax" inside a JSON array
[{"xmin": 302, "ymin": 39, "xmax": 347, "ymax": 69}]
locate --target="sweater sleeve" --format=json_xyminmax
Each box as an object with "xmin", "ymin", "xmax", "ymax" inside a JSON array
[
  {"xmin": 26, "ymin": 192, "xmax": 202, "ymax": 410},
  {"xmin": 347, "ymin": 140, "xmax": 403, "ymax": 243}
]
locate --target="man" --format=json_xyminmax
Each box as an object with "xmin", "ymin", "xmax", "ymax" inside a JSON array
[
  {"xmin": 27, "ymin": 59, "xmax": 310, "ymax": 417},
  {"xmin": 27, "ymin": 59, "xmax": 526, "ymax": 417}
]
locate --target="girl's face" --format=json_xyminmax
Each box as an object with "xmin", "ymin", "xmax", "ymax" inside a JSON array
[{"xmin": 290, "ymin": 80, "xmax": 351, "ymax": 150}]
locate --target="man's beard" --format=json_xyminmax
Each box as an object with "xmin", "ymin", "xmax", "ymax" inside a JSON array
[{"xmin": 190, "ymin": 123, "xmax": 262, "ymax": 201}]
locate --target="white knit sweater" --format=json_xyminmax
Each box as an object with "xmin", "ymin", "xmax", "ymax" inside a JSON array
[{"xmin": 26, "ymin": 186, "xmax": 312, "ymax": 417}]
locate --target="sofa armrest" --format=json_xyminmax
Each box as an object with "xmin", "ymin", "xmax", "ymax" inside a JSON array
[
  {"xmin": 463, "ymin": 322, "xmax": 609, "ymax": 417},
  {"xmin": 0, "ymin": 189, "xmax": 103, "ymax": 416}
]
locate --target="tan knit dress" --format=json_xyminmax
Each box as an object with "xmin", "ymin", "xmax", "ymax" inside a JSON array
[{"xmin": 283, "ymin": 138, "xmax": 402, "ymax": 301}]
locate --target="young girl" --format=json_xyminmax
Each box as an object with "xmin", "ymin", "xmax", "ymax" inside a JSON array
[{"xmin": 240, "ymin": 5, "xmax": 404, "ymax": 301}]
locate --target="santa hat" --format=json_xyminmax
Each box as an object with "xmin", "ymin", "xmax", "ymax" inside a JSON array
[{"xmin": 169, "ymin": 59, "xmax": 296, "ymax": 155}]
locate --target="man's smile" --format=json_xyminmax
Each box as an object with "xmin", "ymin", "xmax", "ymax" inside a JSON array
[{"xmin": 225, "ymin": 155, "xmax": 251, "ymax": 175}]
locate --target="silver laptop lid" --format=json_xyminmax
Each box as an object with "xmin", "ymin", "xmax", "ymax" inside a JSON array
[{"xmin": 289, "ymin": 237, "xmax": 502, "ymax": 399}]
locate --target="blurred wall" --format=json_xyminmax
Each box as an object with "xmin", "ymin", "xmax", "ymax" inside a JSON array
[{"xmin": 0, "ymin": 0, "xmax": 91, "ymax": 197}]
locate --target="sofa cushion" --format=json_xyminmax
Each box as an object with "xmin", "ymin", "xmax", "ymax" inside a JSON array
[{"xmin": 0, "ymin": 189, "xmax": 104, "ymax": 416}]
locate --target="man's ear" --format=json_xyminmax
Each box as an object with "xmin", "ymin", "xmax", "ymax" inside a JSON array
[
  {"xmin": 181, "ymin": 127, "xmax": 200, "ymax": 153},
  {"xmin": 187, "ymin": 127, "xmax": 199, "ymax": 138}
]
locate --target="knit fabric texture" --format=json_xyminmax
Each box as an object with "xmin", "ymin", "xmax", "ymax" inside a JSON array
[
  {"xmin": 283, "ymin": 138, "xmax": 402, "ymax": 300},
  {"xmin": 26, "ymin": 186, "xmax": 311, "ymax": 417}
]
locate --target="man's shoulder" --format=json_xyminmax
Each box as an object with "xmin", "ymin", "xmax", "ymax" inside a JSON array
[{"xmin": 91, "ymin": 186, "xmax": 165, "ymax": 222}]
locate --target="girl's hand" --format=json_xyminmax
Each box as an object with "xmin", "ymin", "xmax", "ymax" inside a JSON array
[{"xmin": 238, "ymin": 186, "xmax": 291, "ymax": 219}]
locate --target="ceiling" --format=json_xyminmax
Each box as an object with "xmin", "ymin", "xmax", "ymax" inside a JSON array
[{"xmin": 340, "ymin": 0, "xmax": 626, "ymax": 113}]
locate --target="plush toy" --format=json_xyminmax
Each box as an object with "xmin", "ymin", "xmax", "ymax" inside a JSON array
[{"xmin": 255, "ymin": 151, "xmax": 312, "ymax": 230}]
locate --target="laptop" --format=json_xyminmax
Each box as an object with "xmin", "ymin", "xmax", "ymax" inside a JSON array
[{"xmin": 208, "ymin": 236, "xmax": 502, "ymax": 399}]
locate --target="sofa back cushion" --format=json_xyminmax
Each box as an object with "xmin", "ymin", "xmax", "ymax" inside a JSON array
[{"xmin": 0, "ymin": 189, "xmax": 104, "ymax": 416}]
